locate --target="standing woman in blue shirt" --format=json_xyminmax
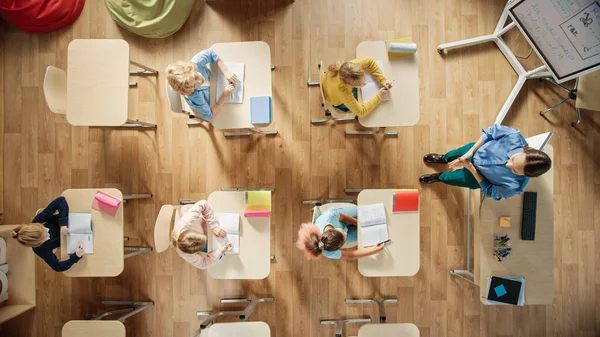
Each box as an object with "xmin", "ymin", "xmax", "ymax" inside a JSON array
[
  {"xmin": 296, "ymin": 205, "xmax": 384, "ymax": 260},
  {"xmin": 419, "ymin": 124, "xmax": 552, "ymax": 200},
  {"xmin": 11, "ymin": 196, "xmax": 84, "ymax": 272},
  {"xmin": 167, "ymin": 49, "xmax": 237, "ymax": 121}
]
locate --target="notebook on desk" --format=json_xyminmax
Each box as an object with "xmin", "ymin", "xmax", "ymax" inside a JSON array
[
  {"xmin": 212, "ymin": 213, "xmax": 240, "ymax": 255},
  {"xmin": 358, "ymin": 203, "xmax": 389, "ymax": 247},
  {"xmin": 361, "ymin": 60, "xmax": 389, "ymax": 103},
  {"xmin": 392, "ymin": 189, "xmax": 419, "ymax": 213},
  {"xmin": 244, "ymin": 191, "xmax": 271, "ymax": 218},
  {"xmin": 250, "ymin": 96, "xmax": 272, "ymax": 125},
  {"xmin": 67, "ymin": 212, "xmax": 94, "ymax": 254},
  {"xmin": 485, "ymin": 276, "xmax": 525, "ymax": 306}
]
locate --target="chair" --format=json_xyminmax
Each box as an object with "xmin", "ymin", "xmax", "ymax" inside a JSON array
[
  {"xmin": 307, "ymin": 61, "xmax": 357, "ymax": 125},
  {"xmin": 43, "ymin": 66, "xmax": 67, "ymax": 115},
  {"xmin": 539, "ymin": 70, "xmax": 600, "ymax": 127},
  {"xmin": 154, "ymin": 203, "xmax": 193, "ymax": 253},
  {"xmin": 165, "ymin": 80, "xmax": 206, "ymax": 126},
  {"xmin": 320, "ymin": 317, "xmax": 371, "ymax": 337}
]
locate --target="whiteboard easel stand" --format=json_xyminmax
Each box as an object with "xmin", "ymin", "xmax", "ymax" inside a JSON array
[{"xmin": 437, "ymin": 1, "xmax": 552, "ymax": 125}]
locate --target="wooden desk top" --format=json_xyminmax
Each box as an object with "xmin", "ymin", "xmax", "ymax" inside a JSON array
[
  {"xmin": 207, "ymin": 191, "xmax": 271, "ymax": 279},
  {"xmin": 67, "ymin": 39, "xmax": 130, "ymax": 126},
  {"xmin": 358, "ymin": 323, "xmax": 420, "ymax": 336},
  {"xmin": 476, "ymin": 145, "xmax": 554, "ymax": 305},
  {"xmin": 208, "ymin": 322, "xmax": 270, "ymax": 336},
  {"xmin": 60, "ymin": 189, "xmax": 124, "ymax": 277},
  {"xmin": 355, "ymin": 41, "xmax": 420, "ymax": 127},
  {"xmin": 62, "ymin": 320, "xmax": 125, "ymax": 337},
  {"xmin": 576, "ymin": 70, "xmax": 600, "ymax": 111},
  {"xmin": 209, "ymin": 42, "xmax": 272, "ymax": 129},
  {"xmin": 357, "ymin": 189, "xmax": 420, "ymax": 277}
]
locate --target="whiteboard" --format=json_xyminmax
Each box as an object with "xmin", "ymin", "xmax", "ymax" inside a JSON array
[{"xmin": 509, "ymin": 0, "xmax": 600, "ymax": 82}]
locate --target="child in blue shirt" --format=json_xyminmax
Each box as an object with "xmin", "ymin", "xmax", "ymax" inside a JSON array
[
  {"xmin": 167, "ymin": 49, "xmax": 237, "ymax": 121},
  {"xmin": 296, "ymin": 205, "xmax": 384, "ymax": 260}
]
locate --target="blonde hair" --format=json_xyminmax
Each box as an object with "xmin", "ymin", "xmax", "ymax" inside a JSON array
[
  {"xmin": 12, "ymin": 224, "xmax": 47, "ymax": 247},
  {"xmin": 171, "ymin": 229, "xmax": 207, "ymax": 254},
  {"xmin": 328, "ymin": 61, "xmax": 365, "ymax": 85},
  {"xmin": 166, "ymin": 61, "xmax": 199, "ymax": 96}
]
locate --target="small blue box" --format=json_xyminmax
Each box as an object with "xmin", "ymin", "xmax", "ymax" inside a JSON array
[
  {"xmin": 494, "ymin": 284, "xmax": 507, "ymax": 297},
  {"xmin": 250, "ymin": 96, "xmax": 272, "ymax": 125}
]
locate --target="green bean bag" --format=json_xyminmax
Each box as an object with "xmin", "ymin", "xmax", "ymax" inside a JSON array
[{"xmin": 104, "ymin": 0, "xmax": 194, "ymax": 38}]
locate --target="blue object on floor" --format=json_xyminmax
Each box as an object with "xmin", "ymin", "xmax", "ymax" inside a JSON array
[{"xmin": 494, "ymin": 284, "xmax": 507, "ymax": 297}]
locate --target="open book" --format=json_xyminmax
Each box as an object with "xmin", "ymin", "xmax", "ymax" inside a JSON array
[
  {"xmin": 358, "ymin": 203, "xmax": 389, "ymax": 247},
  {"xmin": 360, "ymin": 60, "xmax": 388, "ymax": 103},
  {"xmin": 216, "ymin": 62, "xmax": 245, "ymax": 104},
  {"xmin": 67, "ymin": 213, "xmax": 93, "ymax": 254},
  {"xmin": 212, "ymin": 213, "xmax": 240, "ymax": 255}
]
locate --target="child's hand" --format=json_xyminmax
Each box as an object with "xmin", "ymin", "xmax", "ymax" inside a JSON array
[
  {"xmin": 60, "ymin": 227, "xmax": 70, "ymax": 236},
  {"xmin": 212, "ymin": 226, "xmax": 226, "ymax": 238},
  {"xmin": 224, "ymin": 84, "xmax": 235, "ymax": 97},
  {"xmin": 383, "ymin": 81, "xmax": 393, "ymax": 89},
  {"xmin": 221, "ymin": 243, "xmax": 234, "ymax": 253},
  {"xmin": 224, "ymin": 71, "xmax": 238, "ymax": 84},
  {"xmin": 76, "ymin": 244, "xmax": 85, "ymax": 258},
  {"xmin": 378, "ymin": 87, "xmax": 389, "ymax": 99}
]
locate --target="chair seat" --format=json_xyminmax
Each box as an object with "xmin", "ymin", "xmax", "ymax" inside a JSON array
[
  {"xmin": 0, "ymin": 0, "xmax": 86, "ymax": 33},
  {"xmin": 104, "ymin": 0, "xmax": 195, "ymax": 38}
]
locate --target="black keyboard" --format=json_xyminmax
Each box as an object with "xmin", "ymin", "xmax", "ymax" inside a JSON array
[{"xmin": 521, "ymin": 192, "xmax": 537, "ymax": 241}]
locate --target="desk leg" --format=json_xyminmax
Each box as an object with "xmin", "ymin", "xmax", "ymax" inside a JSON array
[
  {"xmin": 129, "ymin": 61, "xmax": 159, "ymax": 75},
  {"xmin": 87, "ymin": 300, "xmax": 154, "ymax": 322},
  {"xmin": 450, "ymin": 189, "xmax": 475, "ymax": 284},
  {"xmin": 196, "ymin": 296, "xmax": 274, "ymax": 331},
  {"xmin": 345, "ymin": 298, "xmax": 398, "ymax": 324},
  {"xmin": 345, "ymin": 127, "xmax": 398, "ymax": 136},
  {"xmin": 123, "ymin": 193, "xmax": 153, "ymax": 200},
  {"xmin": 223, "ymin": 128, "xmax": 278, "ymax": 137},
  {"xmin": 344, "ymin": 188, "xmax": 363, "ymax": 194},
  {"xmin": 122, "ymin": 119, "xmax": 157, "ymax": 128}
]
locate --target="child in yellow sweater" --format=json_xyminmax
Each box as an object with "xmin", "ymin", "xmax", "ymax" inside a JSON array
[{"xmin": 322, "ymin": 57, "xmax": 392, "ymax": 117}]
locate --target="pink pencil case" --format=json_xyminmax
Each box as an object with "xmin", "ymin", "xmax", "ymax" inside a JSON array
[
  {"xmin": 244, "ymin": 210, "xmax": 271, "ymax": 218},
  {"xmin": 92, "ymin": 191, "xmax": 122, "ymax": 217}
]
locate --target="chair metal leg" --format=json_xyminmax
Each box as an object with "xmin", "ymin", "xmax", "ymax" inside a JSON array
[
  {"xmin": 129, "ymin": 60, "xmax": 159, "ymax": 75},
  {"xmin": 346, "ymin": 127, "xmax": 398, "ymax": 136},
  {"xmin": 123, "ymin": 193, "xmax": 153, "ymax": 200},
  {"xmin": 301, "ymin": 199, "xmax": 355, "ymax": 205},
  {"xmin": 220, "ymin": 188, "xmax": 275, "ymax": 192},
  {"xmin": 86, "ymin": 300, "xmax": 154, "ymax": 323},
  {"xmin": 178, "ymin": 198, "xmax": 196, "ymax": 205},
  {"xmin": 320, "ymin": 318, "xmax": 372, "ymax": 337},
  {"xmin": 196, "ymin": 296, "xmax": 274, "ymax": 331},
  {"xmin": 344, "ymin": 189, "xmax": 363, "ymax": 194},
  {"xmin": 122, "ymin": 119, "xmax": 157, "ymax": 128},
  {"xmin": 539, "ymin": 96, "xmax": 571, "ymax": 115},
  {"xmin": 223, "ymin": 128, "xmax": 278, "ymax": 137},
  {"xmin": 345, "ymin": 298, "xmax": 398, "ymax": 323},
  {"xmin": 572, "ymin": 107, "xmax": 582, "ymax": 127},
  {"xmin": 124, "ymin": 247, "xmax": 153, "ymax": 259}
]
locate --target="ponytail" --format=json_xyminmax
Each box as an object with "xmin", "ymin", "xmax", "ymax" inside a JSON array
[
  {"xmin": 12, "ymin": 224, "xmax": 46, "ymax": 247},
  {"xmin": 327, "ymin": 61, "xmax": 364, "ymax": 85},
  {"xmin": 296, "ymin": 223, "xmax": 345, "ymax": 260}
]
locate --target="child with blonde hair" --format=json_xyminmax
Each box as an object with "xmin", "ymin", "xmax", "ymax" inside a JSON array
[
  {"xmin": 171, "ymin": 200, "xmax": 233, "ymax": 269},
  {"xmin": 12, "ymin": 196, "xmax": 84, "ymax": 272},
  {"xmin": 167, "ymin": 49, "xmax": 237, "ymax": 121},
  {"xmin": 323, "ymin": 57, "xmax": 393, "ymax": 116}
]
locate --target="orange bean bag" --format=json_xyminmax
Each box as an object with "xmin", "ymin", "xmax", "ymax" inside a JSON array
[{"xmin": 0, "ymin": 0, "xmax": 86, "ymax": 33}]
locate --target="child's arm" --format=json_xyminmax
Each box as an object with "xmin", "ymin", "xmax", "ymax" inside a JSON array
[
  {"xmin": 339, "ymin": 213, "xmax": 357, "ymax": 225},
  {"xmin": 340, "ymin": 244, "xmax": 384, "ymax": 260},
  {"xmin": 216, "ymin": 58, "xmax": 238, "ymax": 84},
  {"xmin": 210, "ymin": 84, "xmax": 235, "ymax": 120}
]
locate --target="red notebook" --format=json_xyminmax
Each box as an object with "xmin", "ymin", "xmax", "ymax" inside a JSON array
[{"xmin": 392, "ymin": 190, "xmax": 419, "ymax": 213}]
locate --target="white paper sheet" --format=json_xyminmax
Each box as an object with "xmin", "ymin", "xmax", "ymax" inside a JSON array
[
  {"xmin": 67, "ymin": 212, "xmax": 94, "ymax": 254},
  {"xmin": 358, "ymin": 203, "xmax": 389, "ymax": 247},
  {"xmin": 212, "ymin": 213, "xmax": 240, "ymax": 255},
  {"xmin": 361, "ymin": 60, "xmax": 388, "ymax": 102},
  {"xmin": 216, "ymin": 62, "xmax": 245, "ymax": 104}
]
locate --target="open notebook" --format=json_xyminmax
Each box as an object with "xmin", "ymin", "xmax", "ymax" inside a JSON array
[
  {"xmin": 67, "ymin": 212, "xmax": 94, "ymax": 254},
  {"xmin": 212, "ymin": 213, "xmax": 240, "ymax": 255},
  {"xmin": 216, "ymin": 62, "xmax": 245, "ymax": 104},
  {"xmin": 358, "ymin": 203, "xmax": 389, "ymax": 247},
  {"xmin": 360, "ymin": 60, "xmax": 388, "ymax": 103}
]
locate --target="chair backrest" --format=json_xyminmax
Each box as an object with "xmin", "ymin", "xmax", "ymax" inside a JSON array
[
  {"xmin": 165, "ymin": 80, "xmax": 184, "ymax": 113},
  {"xmin": 154, "ymin": 205, "xmax": 175, "ymax": 253},
  {"xmin": 525, "ymin": 132, "xmax": 553, "ymax": 151},
  {"xmin": 311, "ymin": 202, "xmax": 358, "ymax": 249},
  {"xmin": 43, "ymin": 66, "xmax": 67, "ymax": 114}
]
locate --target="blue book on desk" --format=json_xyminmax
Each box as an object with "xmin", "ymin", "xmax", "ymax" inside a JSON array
[{"xmin": 250, "ymin": 96, "xmax": 272, "ymax": 125}]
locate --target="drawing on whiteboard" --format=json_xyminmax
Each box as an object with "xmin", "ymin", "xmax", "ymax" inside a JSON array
[{"xmin": 560, "ymin": 2, "xmax": 600, "ymax": 59}]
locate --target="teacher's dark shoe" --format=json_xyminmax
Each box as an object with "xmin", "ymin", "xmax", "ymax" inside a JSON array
[
  {"xmin": 419, "ymin": 173, "xmax": 441, "ymax": 184},
  {"xmin": 423, "ymin": 153, "xmax": 445, "ymax": 164}
]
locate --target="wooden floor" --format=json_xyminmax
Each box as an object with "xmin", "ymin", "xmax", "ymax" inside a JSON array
[{"xmin": 1, "ymin": 0, "xmax": 599, "ymax": 336}]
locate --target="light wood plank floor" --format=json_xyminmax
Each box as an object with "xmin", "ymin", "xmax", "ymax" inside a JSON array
[{"xmin": 1, "ymin": 0, "xmax": 599, "ymax": 336}]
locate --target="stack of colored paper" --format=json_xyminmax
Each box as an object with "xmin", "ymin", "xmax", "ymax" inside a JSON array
[
  {"xmin": 91, "ymin": 191, "xmax": 122, "ymax": 217},
  {"xmin": 244, "ymin": 191, "xmax": 271, "ymax": 218},
  {"xmin": 392, "ymin": 189, "xmax": 419, "ymax": 213}
]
